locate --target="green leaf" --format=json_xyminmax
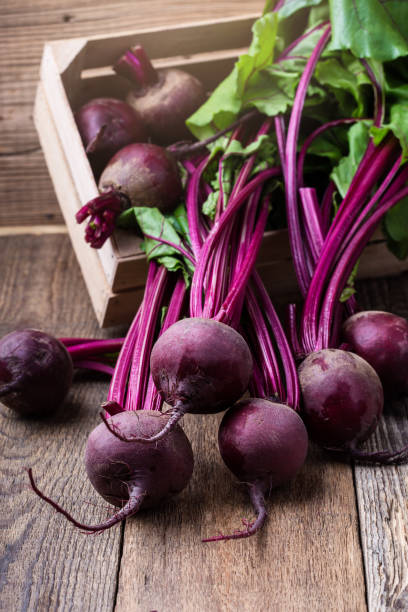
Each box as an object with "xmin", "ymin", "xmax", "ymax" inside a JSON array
[
  {"xmin": 201, "ymin": 132, "xmax": 277, "ymax": 219},
  {"xmin": 167, "ymin": 203, "xmax": 191, "ymax": 246},
  {"xmin": 371, "ymin": 103, "xmax": 408, "ymax": 162},
  {"xmin": 314, "ymin": 55, "xmax": 368, "ymax": 117},
  {"xmin": 331, "ymin": 121, "xmax": 371, "ymax": 198},
  {"xmin": 117, "ymin": 206, "xmax": 194, "ymax": 280},
  {"xmin": 278, "ymin": 0, "xmax": 323, "ymax": 18},
  {"xmin": 329, "ymin": 0, "xmax": 408, "ymax": 61},
  {"xmin": 186, "ymin": 13, "xmax": 279, "ymax": 139},
  {"xmin": 186, "ymin": 71, "xmax": 242, "ymax": 140},
  {"xmin": 202, "ymin": 191, "xmax": 218, "ymax": 220},
  {"xmin": 384, "ymin": 196, "xmax": 408, "ymax": 260}
]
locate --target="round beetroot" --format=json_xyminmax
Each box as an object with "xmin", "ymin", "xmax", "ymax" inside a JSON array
[
  {"xmin": 75, "ymin": 97, "xmax": 147, "ymax": 178},
  {"xmin": 219, "ymin": 398, "xmax": 308, "ymax": 487},
  {"xmin": 85, "ymin": 411, "xmax": 194, "ymax": 509},
  {"xmin": 343, "ymin": 310, "xmax": 408, "ymax": 396},
  {"xmin": 121, "ymin": 318, "xmax": 253, "ymax": 445},
  {"xmin": 299, "ymin": 348, "xmax": 383, "ymax": 449},
  {"xmin": 151, "ymin": 317, "xmax": 253, "ymax": 414},
  {"xmin": 28, "ymin": 410, "xmax": 194, "ymax": 532},
  {"xmin": 98, "ymin": 142, "xmax": 182, "ymax": 214},
  {"xmin": 0, "ymin": 329, "xmax": 73, "ymax": 418},
  {"xmin": 126, "ymin": 68, "xmax": 206, "ymax": 145},
  {"xmin": 114, "ymin": 45, "xmax": 205, "ymax": 145},
  {"xmin": 203, "ymin": 398, "xmax": 308, "ymax": 542}
]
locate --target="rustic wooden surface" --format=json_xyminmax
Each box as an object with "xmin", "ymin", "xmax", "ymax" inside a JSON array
[{"xmin": 1, "ymin": 1, "xmax": 408, "ymax": 611}]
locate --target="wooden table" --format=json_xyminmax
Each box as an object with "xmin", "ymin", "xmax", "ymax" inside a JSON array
[{"xmin": 1, "ymin": 2, "xmax": 408, "ymax": 610}]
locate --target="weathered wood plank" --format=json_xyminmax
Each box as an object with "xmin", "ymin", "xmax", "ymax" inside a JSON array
[
  {"xmin": 115, "ymin": 414, "xmax": 367, "ymax": 612},
  {"xmin": 0, "ymin": 234, "xmax": 126, "ymax": 611},
  {"xmin": 354, "ymin": 275, "xmax": 408, "ymax": 612}
]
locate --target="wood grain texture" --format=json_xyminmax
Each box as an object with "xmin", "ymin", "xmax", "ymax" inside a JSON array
[
  {"xmin": 0, "ymin": 0, "xmax": 263, "ymax": 227},
  {"xmin": 354, "ymin": 276, "xmax": 408, "ymax": 612},
  {"xmin": 115, "ymin": 415, "xmax": 366, "ymax": 612},
  {"xmin": 0, "ymin": 234, "xmax": 126, "ymax": 611}
]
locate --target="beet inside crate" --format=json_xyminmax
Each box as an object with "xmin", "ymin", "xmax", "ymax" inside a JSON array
[{"xmin": 34, "ymin": 14, "xmax": 408, "ymax": 327}]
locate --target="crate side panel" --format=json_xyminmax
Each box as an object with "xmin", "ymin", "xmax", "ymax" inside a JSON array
[
  {"xmin": 34, "ymin": 83, "xmax": 111, "ymax": 326},
  {"xmin": 81, "ymin": 14, "xmax": 259, "ymax": 69}
]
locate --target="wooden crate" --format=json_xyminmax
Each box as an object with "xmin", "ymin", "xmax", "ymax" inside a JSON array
[{"xmin": 34, "ymin": 16, "xmax": 408, "ymax": 327}]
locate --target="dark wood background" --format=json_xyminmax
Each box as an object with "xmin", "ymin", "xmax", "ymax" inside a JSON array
[{"xmin": 1, "ymin": 2, "xmax": 408, "ymax": 610}]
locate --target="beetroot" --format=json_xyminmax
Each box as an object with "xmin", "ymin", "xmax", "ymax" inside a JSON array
[
  {"xmin": 75, "ymin": 97, "xmax": 147, "ymax": 178},
  {"xmin": 116, "ymin": 318, "xmax": 253, "ymax": 444},
  {"xmin": 98, "ymin": 142, "xmax": 182, "ymax": 214},
  {"xmin": 114, "ymin": 45, "xmax": 206, "ymax": 145},
  {"xmin": 76, "ymin": 142, "xmax": 183, "ymax": 247},
  {"xmin": 343, "ymin": 310, "xmax": 408, "ymax": 397},
  {"xmin": 203, "ymin": 398, "xmax": 308, "ymax": 542},
  {"xmin": 298, "ymin": 349, "xmax": 383, "ymax": 449},
  {"xmin": 147, "ymin": 318, "xmax": 253, "ymax": 438},
  {"xmin": 29, "ymin": 410, "xmax": 194, "ymax": 532},
  {"xmin": 0, "ymin": 329, "xmax": 73, "ymax": 418}
]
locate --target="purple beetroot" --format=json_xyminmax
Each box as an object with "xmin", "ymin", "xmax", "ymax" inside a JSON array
[
  {"xmin": 343, "ymin": 310, "xmax": 408, "ymax": 397},
  {"xmin": 76, "ymin": 142, "xmax": 183, "ymax": 248},
  {"xmin": 117, "ymin": 318, "xmax": 253, "ymax": 444},
  {"xmin": 298, "ymin": 348, "xmax": 383, "ymax": 450},
  {"xmin": 75, "ymin": 97, "xmax": 148, "ymax": 178},
  {"xmin": 0, "ymin": 329, "xmax": 73, "ymax": 418},
  {"xmin": 114, "ymin": 45, "xmax": 206, "ymax": 145},
  {"xmin": 29, "ymin": 410, "xmax": 194, "ymax": 532},
  {"xmin": 203, "ymin": 398, "xmax": 308, "ymax": 542}
]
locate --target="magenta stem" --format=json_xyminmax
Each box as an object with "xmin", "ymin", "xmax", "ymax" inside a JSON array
[
  {"xmin": 143, "ymin": 277, "xmax": 187, "ymax": 411},
  {"xmin": 125, "ymin": 267, "xmax": 168, "ymax": 411},
  {"xmin": 113, "ymin": 45, "xmax": 158, "ymax": 88},
  {"xmin": 74, "ymin": 361, "xmax": 115, "ymax": 376},
  {"xmin": 68, "ymin": 339, "xmax": 124, "ymax": 359},
  {"xmin": 106, "ymin": 262, "xmax": 158, "ymax": 408},
  {"xmin": 284, "ymin": 25, "xmax": 331, "ymax": 297}
]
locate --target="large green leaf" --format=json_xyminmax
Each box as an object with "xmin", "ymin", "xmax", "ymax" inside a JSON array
[
  {"xmin": 329, "ymin": 0, "xmax": 408, "ymax": 61},
  {"xmin": 186, "ymin": 12, "xmax": 279, "ymax": 139}
]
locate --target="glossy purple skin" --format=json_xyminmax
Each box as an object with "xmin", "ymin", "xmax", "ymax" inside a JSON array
[
  {"xmin": 126, "ymin": 68, "xmax": 206, "ymax": 145},
  {"xmin": 98, "ymin": 142, "xmax": 182, "ymax": 214},
  {"xmin": 299, "ymin": 349, "xmax": 383, "ymax": 449},
  {"xmin": 343, "ymin": 310, "xmax": 408, "ymax": 396},
  {"xmin": 85, "ymin": 411, "xmax": 194, "ymax": 508},
  {"xmin": 150, "ymin": 318, "xmax": 253, "ymax": 415},
  {"xmin": 218, "ymin": 399, "xmax": 308, "ymax": 488},
  {"xmin": 0, "ymin": 329, "xmax": 73, "ymax": 417},
  {"xmin": 75, "ymin": 97, "xmax": 147, "ymax": 178}
]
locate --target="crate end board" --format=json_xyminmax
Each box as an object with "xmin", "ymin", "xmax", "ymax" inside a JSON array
[{"xmin": 34, "ymin": 83, "xmax": 141, "ymax": 327}]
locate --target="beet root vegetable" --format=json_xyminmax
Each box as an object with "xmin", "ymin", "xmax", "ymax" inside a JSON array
[
  {"xmin": 98, "ymin": 143, "xmax": 182, "ymax": 214},
  {"xmin": 0, "ymin": 329, "xmax": 73, "ymax": 418},
  {"xmin": 203, "ymin": 398, "xmax": 308, "ymax": 542},
  {"xmin": 76, "ymin": 142, "xmax": 183, "ymax": 247},
  {"xmin": 114, "ymin": 45, "xmax": 206, "ymax": 145},
  {"xmin": 75, "ymin": 97, "xmax": 148, "ymax": 178},
  {"xmin": 114, "ymin": 318, "xmax": 253, "ymax": 444},
  {"xmin": 343, "ymin": 310, "xmax": 408, "ymax": 397},
  {"xmin": 299, "ymin": 349, "xmax": 383, "ymax": 450},
  {"xmin": 29, "ymin": 410, "xmax": 194, "ymax": 532}
]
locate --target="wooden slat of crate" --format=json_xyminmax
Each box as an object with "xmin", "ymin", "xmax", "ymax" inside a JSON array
[{"xmin": 34, "ymin": 82, "xmax": 145, "ymax": 327}]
